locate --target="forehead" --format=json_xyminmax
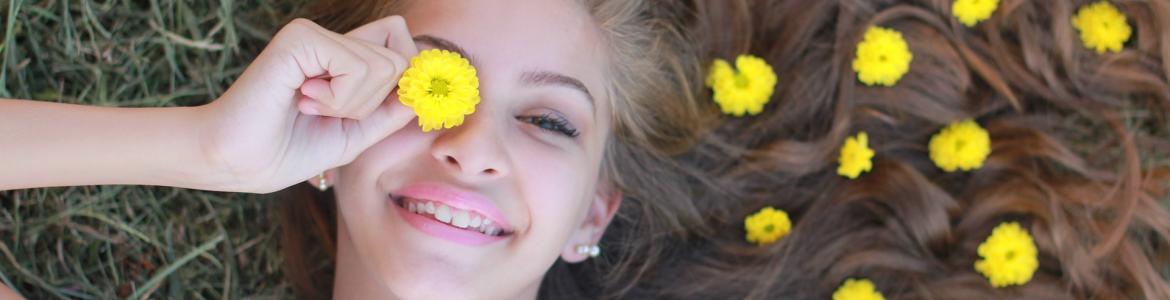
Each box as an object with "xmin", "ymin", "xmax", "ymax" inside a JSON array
[{"xmin": 402, "ymin": 0, "xmax": 610, "ymax": 101}]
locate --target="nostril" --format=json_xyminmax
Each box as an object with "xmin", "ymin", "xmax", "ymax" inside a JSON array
[
  {"xmin": 483, "ymin": 169, "xmax": 497, "ymax": 175},
  {"xmin": 446, "ymin": 156, "xmax": 459, "ymax": 166}
]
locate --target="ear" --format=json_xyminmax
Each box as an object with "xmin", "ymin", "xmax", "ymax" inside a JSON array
[
  {"xmin": 560, "ymin": 183, "xmax": 622, "ymax": 263},
  {"xmin": 304, "ymin": 168, "xmax": 338, "ymax": 190}
]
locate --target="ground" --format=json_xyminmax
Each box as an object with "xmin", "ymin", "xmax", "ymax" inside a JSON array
[{"xmin": 2, "ymin": 0, "xmax": 302, "ymax": 298}]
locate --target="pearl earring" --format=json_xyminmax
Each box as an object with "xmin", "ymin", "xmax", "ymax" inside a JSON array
[
  {"xmin": 575, "ymin": 244, "xmax": 600, "ymax": 258},
  {"xmin": 316, "ymin": 173, "xmax": 329, "ymax": 191}
]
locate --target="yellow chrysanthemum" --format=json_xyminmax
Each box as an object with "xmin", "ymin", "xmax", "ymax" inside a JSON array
[
  {"xmin": 705, "ymin": 55, "xmax": 777, "ymax": 116},
  {"xmin": 928, "ymin": 119, "xmax": 991, "ymax": 172},
  {"xmin": 744, "ymin": 207, "xmax": 791, "ymax": 246},
  {"xmin": 838, "ymin": 131, "xmax": 875, "ymax": 179},
  {"xmin": 832, "ymin": 278, "xmax": 886, "ymax": 300},
  {"xmin": 952, "ymin": 0, "xmax": 1000, "ymax": 27},
  {"xmin": 397, "ymin": 49, "xmax": 481, "ymax": 132},
  {"xmin": 975, "ymin": 222, "xmax": 1039, "ymax": 288},
  {"xmin": 1072, "ymin": 1, "xmax": 1131, "ymax": 54},
  {"xmin": 852, "ymin": 26, "xmax": 913, "ymax": 87}
]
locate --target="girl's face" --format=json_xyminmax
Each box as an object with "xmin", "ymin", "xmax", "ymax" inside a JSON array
[{"xmin": 327, "ymin": 0, "xmax": 620, "ymax": 298}]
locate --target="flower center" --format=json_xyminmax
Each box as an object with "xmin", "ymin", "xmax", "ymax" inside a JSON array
[
  {"xmin": 1005, "ymin": 250, "xmax": 1016, "ymax": 261},
  {"xmin": 764, "ymin": 224, "xmax": 775, "ymax": 233},
  {"xmin": 955, "ymin": 139, "xmax": 967, "ymax": 151},
  {"xmin": 734, "ymin": 73, "xmax": 751, "ymax": 89},
  {"xmin": 430, "ymin": 78, "xmax": 451, "ymax": 97}
]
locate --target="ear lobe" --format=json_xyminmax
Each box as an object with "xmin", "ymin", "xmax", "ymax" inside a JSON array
[
  {"xmin": 561, "ymin": 188, "xmax": 622, "ymax": 263},
  {"xmin": 304, "ymin": 169, "xmax": 337, "ymax": 190}
]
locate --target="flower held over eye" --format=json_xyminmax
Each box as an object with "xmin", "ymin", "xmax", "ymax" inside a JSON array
[
  {"xmin": 952, "ymin": 0, "xmax": 1000, "ymax": 27},
  {"xmin": 852, "ymin": 26, "xmax": 913, "ymax": 87},
  {"xmin": 705, "ymin": 54, "xmax": 777, "ymax": 116},
  {"xmin": 397, "ymin": 49, "xmax": 481, "ymax": 132},
  {"xmin": 929, "ymin": 119, "xmax": 991, "ymax": 172},
  {"xmin": 744, "ymin": 206, "xmax": 791, "ymax": 246},
  {"xmin": 1072, "ymin": 1, "xmax": 1131, "ymax": 54},
  {"xmin": 832, "ymin": 278, "xmax": 885, "ymax": 300},
  {"xmin": 838, "ymin": 131, "xmax": 875, "ymax": 179},
  {"xmin": 975, "ymin": 221, "xmax": 1039, "ymax": 288}
]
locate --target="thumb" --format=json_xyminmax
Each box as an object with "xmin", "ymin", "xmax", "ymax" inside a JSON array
[{"xmin": 337, "ymin": 93, "xmax": 417, "ymax": 164}]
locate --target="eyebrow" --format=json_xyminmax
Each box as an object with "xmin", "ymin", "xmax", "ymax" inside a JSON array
[
  {"xmin": 413, "ymin": 34, "xmax": 596, "ymax": 109},
  {"xmin": 520, "ymin": 70, "xmax": 596, "ymax": 108},
  {"xmin": 413, "ymin": 34, "xmax": 479, "ymax": 65}
]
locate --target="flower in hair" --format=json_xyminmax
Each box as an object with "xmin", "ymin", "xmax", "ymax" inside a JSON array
[
  {"xmin": 928, "ymin": 119, "xmax": 991, "ymax": 172},
  {"xmin": 705, "ymin": 54, "xmax": 777, "ymax": 116},
  {"xmin": 975, "ymin": 221, "xmax": 1038, "ymax": 288},
  {"xmin": 1072, "ymin": 1, "xmax": 1131, "ymax": 54},
  {"xmin": 744, "ymin": 206, "xmax": 791, "ymax": 246},
  {"xmin": 832, "ymin": 278, "xmax": 885, "ymax": 300},
  {"xmin": 398, "ymin": 49, "xmax": 481, "ymax": 132},
  {"xmin": 838, "ymin": 131, "xmax": 874, "ymax": 179},
  {"xmin": 852, "ymin": 26, "xmax": 913, "ymax": 87},
  {"xmin": 952, "ymin": 0, "xmax": 1000, "ymax": 27}
]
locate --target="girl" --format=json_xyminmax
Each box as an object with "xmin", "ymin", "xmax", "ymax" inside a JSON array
[{"xmin": 4, "ymin": 0, "xmax": 708, "ymax": 298}]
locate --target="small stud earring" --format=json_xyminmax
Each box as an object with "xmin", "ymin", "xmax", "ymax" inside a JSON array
[
  {"xmin": 575, "ymin": 244, "xmax": 600, "ymax": 258},
  {"xmin": 316, "ymin": 173, "xmax": 329, "ymax": 191}
]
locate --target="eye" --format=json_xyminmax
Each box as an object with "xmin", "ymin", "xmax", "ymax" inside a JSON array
[{"xmin": 517, "ymin": 113, "xmax": 580, "ymax": 138}]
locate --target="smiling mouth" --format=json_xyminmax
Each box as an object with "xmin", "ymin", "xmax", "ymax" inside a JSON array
[{"xmin": 391, "ymin": 195, "xmax": 512, "ymax": 237}]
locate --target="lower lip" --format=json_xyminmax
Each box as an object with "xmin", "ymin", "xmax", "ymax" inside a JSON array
[{"xmin": 392, "ymin": 199, "xmax": 507, "ymax": 246}]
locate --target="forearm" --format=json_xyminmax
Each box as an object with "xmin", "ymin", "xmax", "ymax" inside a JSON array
[{"xmin": 0, "ymin": 99, "xmax": 227, "ymax": 191}]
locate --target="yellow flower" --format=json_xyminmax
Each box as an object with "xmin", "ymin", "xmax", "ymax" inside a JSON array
[
  {"xmin": 838, "ymin": 131, "xmax": 875, "ymax": 179},
  {"xmin": 1072, "ymin": 1, "xmax": 1131, "ymax": 54},
  {"xmin": 832, "ymin": 278, "xmax": 886, "ymax": 300},
  {"xmin": 397, "ymin": 49, "xmax": 481, "ymax": 132},
  {"xmin": 928, "ymin": 119, "xmax": 991, "ymax": 172},
  {"xmin": 706, "ymin": 55, "xmax": 777, "ymax": 116},
  {"xmin": 852, "ymin": 26, "xmax": 913, "ymax": 87},
  {"xmin": 952, "ymin": 0, "xmax": 1000, "ymax": 27},
  {"xmin": 744, "ymin": 207, "xmax": 791, "ymax": 246},
  {"xmin": 975, "ymin": 222, "xmax": 1039, "ymax": 288}
]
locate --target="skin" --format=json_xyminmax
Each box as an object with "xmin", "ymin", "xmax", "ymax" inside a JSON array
[
  {"xmin": 0, "ymin": 0, "xmax": 621, "ymax": 298},
  {"xmin": 321, "ymin": 0, "xmax": 623, "ymax": 299}
]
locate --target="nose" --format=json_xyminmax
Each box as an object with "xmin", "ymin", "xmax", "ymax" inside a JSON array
[{"xmin": 429, "ymin": 115, "xmax": 510, "ymax": 180}]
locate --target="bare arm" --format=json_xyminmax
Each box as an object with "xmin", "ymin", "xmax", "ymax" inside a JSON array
[
  {"xmin": 0, "ymin": 99, "xmax": 229, "ymax": 191},
  {"xmin": 0, "ymin": 16, "xmax": 417, "ymax": 193}
]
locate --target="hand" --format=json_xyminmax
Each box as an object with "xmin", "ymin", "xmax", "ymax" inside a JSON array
[{"xmin": 198, "ymin": 16, "xmax": 419, "ymax": 193}]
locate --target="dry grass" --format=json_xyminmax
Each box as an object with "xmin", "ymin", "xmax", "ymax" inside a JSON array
[{"xmin": 1, "ymin": 0, "xmax": 303, "ymax": 298}]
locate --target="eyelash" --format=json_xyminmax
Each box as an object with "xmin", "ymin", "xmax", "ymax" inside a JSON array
[{"xmin": 517, "ymin": 113, "xmax": 580, "ymax": 138}]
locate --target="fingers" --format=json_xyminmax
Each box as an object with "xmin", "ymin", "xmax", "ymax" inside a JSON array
[
  {"xmin": 278, "ymin": 18, "xmax": 409, "ymax": 120},
  {"xmin": 347, "ymin": 15, "xmax": 420, "ymax": 58},
  {"xmin": 338, "ymin": 96, "xmax": 418, "ymax": 165}
]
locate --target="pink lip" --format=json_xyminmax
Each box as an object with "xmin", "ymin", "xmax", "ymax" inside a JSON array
[{"xmin": 390, "ymin": 182, "xmax": 513, "ymax": 246}]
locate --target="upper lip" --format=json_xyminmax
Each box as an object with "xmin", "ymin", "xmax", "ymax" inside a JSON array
[{"xmin": 391, "ymin": 181, "xmax": 513, "ymax": 232}]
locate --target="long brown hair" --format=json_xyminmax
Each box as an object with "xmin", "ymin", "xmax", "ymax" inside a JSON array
[
  {"xmin": 607, "ymin": 0, "xmax": 1170, "ymax": 299},
  {"xmin": 277, "ymin": 0, "xmax": 1170, "ymax": 299}
]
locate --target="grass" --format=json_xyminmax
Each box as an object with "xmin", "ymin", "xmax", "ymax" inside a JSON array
[{"xmin": 0, "ymin": 0, "xmax": 303, "ymax": 298}]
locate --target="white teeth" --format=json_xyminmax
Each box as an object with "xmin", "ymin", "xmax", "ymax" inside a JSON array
[
  {"xmin": 399, "ymin": 197, "xmax": 505, "ymax": 236},
  {"xmin": 452, "ymin": 209, "xmax": 470, "ymax": 228},
  {"xmin": 434, "ymin": 204, "xmax": 452, "ymax": 223}
]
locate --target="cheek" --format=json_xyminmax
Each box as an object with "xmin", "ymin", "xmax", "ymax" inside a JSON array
[
  {"xmin": 332, "ymin": 128, "xmax": 433, "ymax": 241},
  {"xmin": 511, "ymin": 141, "xmax": 597, "ymax": 247}
]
